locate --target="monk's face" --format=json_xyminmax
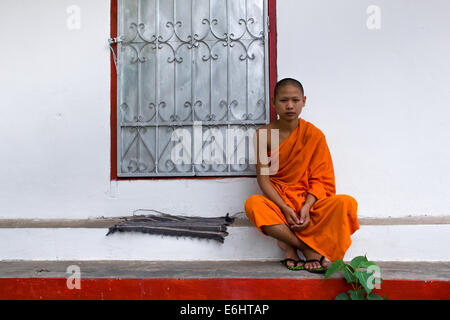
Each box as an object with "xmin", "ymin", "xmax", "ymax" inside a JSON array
[{"xmin": 272, "ymin": 85, "xmax": 306, "ymax": 120}]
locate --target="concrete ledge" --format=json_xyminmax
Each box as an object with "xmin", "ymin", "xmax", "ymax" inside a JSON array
[
  {"xmin": 0, "ymin": 215, "xmax": 449, "ymax": 228},
  {"xmin": 0, "ymin": 260, "xmax": 449, "ymax": 281}
]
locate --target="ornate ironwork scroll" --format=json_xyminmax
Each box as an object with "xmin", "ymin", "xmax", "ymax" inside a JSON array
[{"xmin": 117, "ymin": 0, "xmax": 269, "ymax": 176}]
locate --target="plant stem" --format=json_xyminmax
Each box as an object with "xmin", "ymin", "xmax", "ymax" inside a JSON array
[{"xmin": 345, "ymin": 264, "xmax": 358, "ymax": 291}]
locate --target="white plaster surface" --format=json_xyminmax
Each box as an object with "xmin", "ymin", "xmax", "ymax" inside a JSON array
[
  {"xmin": 0, "ymin": 225, "xmax": 448, "ymax": 261},
  {"xmin": 0, "ymin": 0, "xmax": 450, "ymax": 261},
  {"xmin": 277, "ymin": 0, "xmax": 450, "ymax": 218}
]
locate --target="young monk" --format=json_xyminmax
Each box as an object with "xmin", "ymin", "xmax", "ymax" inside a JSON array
[{"xmin": 245, "ymin": 78, "xmax": 359, "ymax": 273}]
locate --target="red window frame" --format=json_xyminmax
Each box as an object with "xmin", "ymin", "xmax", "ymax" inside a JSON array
[{"xmin": 110, "ymin": 0, "xmax": 277, "ymax": 180}]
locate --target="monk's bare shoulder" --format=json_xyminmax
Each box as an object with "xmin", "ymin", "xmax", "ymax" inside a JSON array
[{"xmin": 255, "ymin": 122, "xmax": 277, "ymax": 153}]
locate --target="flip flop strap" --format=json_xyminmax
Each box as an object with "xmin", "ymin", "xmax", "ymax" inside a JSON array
[
  {"xmin": 305, "ymin": 256, "xmax": 325, "ymax": 266},
  {"xmin": 296, "ymin": 259, "xmax": 305, "ymax": 267},
  {"xmin": 281, "ymin": 258, "xmax": 305, "ymax": 267}
]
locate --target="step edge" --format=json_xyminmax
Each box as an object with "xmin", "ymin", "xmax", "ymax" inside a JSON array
[{"xmin": 0, "ymin": 216, "xmax": 449, "ymax": 228}]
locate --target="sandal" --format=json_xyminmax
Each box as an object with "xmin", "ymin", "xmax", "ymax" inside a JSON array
[
  {"xmin": 280, "ymin": 258, "xmax": 305, "ymax": 271},
  {"xmin": 304, "ymin": 256, "xmax": 328, "ymax": 274}
]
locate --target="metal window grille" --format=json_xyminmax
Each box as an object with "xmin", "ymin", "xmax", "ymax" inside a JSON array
[{"xmin": 116, "ymin": 0, "xmax": 269, "ymax": 177}]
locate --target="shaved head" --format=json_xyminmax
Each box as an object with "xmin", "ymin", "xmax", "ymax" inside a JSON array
[{"xmin": 274, "ymin": 78, "xmax": 304, "ymax": 98}]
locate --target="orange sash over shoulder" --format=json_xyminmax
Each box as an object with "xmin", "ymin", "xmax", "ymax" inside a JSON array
[{"xmin": 245, "ymin": 118, "xmax": 359, "ymax": 261}]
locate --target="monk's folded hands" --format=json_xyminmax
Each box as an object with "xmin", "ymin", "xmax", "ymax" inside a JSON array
[
  {"xmin": 293, "ymin": 206, "xmax": 311, "ymax": 232},
  {"xmin": 281, "ymin": 205, "xmax": 300, "ymax": 228}
]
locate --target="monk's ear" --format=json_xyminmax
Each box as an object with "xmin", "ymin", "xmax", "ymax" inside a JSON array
[{"xmin": 303, "ymin": 96, "xmax": 307, "ymax": 105}]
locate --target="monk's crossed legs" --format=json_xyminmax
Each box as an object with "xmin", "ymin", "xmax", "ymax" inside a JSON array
[{"xmin": 246, "ymin": 194, "xmax": 358, "ymax": 269}]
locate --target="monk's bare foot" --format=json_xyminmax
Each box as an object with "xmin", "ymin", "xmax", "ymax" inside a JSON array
[
  {"xmin": 303, "ymin": 249, "xmax": 330, "ymax": 271},
  {"xmin": 277, "ymin": 240, "xmax": 302, "ymax": 268}
]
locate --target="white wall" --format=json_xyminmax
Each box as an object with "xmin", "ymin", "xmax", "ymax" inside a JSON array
[
  {"xmin": 278, "ymin": 0, "xmax": 450, "ymax": 217},
  {"xmin": 0, "ymin": 0, "xmax": 259, "ymax": 220},
  {"xmin": 2, "ymin": 224, "xmax": 449, "ymax": 261},
  {"xmin": 0, "ymin": 0, "xmax": 449, "ymax": 220}
]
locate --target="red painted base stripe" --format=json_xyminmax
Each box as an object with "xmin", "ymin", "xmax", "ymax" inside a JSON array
[{"xmin": 0, "ymin": 278, "xmax": 449, "ymax": 300}]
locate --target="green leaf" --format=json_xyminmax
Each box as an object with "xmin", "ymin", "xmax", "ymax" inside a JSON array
[
  {"xmin": 355, "ymin": 271, "xmax": 373, "ymax": 295},
  {"xmin": 350, "ymin": 255, "xmax": 381, "ymax": 271},
  {"xmin": 349, "ymin": 289, "xmax": 365, "ymax": 300},
  {"xmin": 343, "ymin": 265, "xmax": 357, "ymax": 284},
  {"xmin": 335, "ymin": 292, "xmax": 350, "ymax": 300},
  {"xmin": 350, "ymin": 255, "xmax": 369, "ymax": 270},
  {"xmin": 323, "ymin": 259, "xmax": 346, "ymax": 280},
  {"xmin": 367, "ymin": 293, "xmax": 384, "ymax": 300}
]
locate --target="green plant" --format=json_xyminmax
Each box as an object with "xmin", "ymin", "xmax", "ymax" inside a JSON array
[{"xmin": 323, "ymin": 255, "xmax": 387, "ymax": 300}]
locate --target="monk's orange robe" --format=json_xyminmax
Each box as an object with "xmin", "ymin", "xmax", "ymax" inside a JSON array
[{"xmin": 245, "ymin": 118, "xmax": 359, "ymax": 262}]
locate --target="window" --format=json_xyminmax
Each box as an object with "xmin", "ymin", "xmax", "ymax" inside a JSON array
[{"xmin": 115, "ymin": 0, "xmax": 270, "ymax": 177}]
